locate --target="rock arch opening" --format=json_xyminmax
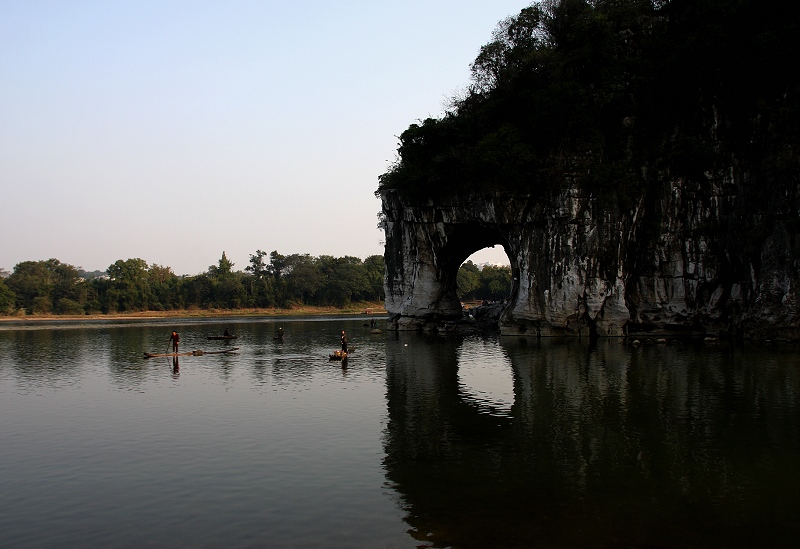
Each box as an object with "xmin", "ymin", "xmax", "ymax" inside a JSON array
[
  {"xmin": 441, "ymin": 225, "xmax": 518, "ymax": 312},
  {"xmin": 380, "ymin": 191, "xmax": 523, "ymax": 331},
  {"xmin": 380, "ymin": 189, "xmax": 630, "ymax": 335},
  {"xmin": 457, "ymin": 247, "xmax": 513, "ymax": 302}
]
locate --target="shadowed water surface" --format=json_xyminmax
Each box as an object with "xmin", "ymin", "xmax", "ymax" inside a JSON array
[{"xmin": 1, "ymin": 319, "xmax": 799, "ymax": 547}]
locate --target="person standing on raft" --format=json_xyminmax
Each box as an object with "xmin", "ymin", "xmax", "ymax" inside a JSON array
[
  {"xmin": 340, "ymin": 330, "xmax": 348, "ymax": 353},
  {"xmin": 169, "ymin": 331, "xmax": 180, "ymax": 353}
]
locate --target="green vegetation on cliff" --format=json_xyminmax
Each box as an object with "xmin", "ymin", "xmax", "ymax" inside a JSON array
[{"xmin": 377, "ymin": 0, "xmax": 799, "ymax": 205}]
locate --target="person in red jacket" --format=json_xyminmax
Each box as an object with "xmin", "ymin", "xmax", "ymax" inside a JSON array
[{"xmin": 169, "ymin": 331, "xmax": 180, "ymax": 353}]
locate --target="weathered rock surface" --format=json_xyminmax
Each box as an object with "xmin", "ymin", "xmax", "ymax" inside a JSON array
[{"xmin": 380, "ymin": 171, "xmax": 800, "ymax": 340}]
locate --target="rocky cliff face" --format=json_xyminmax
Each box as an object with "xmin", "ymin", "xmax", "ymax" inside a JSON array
[{"xmin": 380, "ymin": 167, "xmax": 800, "ymax": 340}]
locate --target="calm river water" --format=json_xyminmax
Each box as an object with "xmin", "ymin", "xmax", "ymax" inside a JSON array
[{"xmin": 1, "ymin": 317, "xmax": 798, "ymax": 548}]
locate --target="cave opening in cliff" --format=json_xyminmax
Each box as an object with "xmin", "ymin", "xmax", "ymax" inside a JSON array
[
  {"xmin": 457, "ymin": 247, "xmax": 514, "ymax": 304},
  {"xmin": 440, "ymin": 225, "xmax": 517, "ymax": 309}
]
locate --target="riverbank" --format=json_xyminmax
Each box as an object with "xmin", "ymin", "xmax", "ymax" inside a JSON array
[{"xmin": 0, "ymin": 302, "xmax": 386, "ymax": 323}]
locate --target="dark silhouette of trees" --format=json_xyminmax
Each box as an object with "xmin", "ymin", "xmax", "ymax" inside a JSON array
[
  {"xmin": 5, "ymin": 259, "xmax": 82, "ymax": 314},
  {"xmin": 378, "ymin": 0, "xmax": 799, "ymax": 206},
  {"xmin": 0, "ymin": 277, "xmax": 16, "ymax": 314}
]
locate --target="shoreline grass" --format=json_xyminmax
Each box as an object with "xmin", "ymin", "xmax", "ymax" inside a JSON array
[{"xmin": 0, "ymin": 302, "xmax": 387, "ymax": 323}]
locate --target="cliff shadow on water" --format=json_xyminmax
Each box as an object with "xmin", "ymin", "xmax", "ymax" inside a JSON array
[{"xmin": 382, "ymin": 334, "xmax": 800, "ymax": 547}]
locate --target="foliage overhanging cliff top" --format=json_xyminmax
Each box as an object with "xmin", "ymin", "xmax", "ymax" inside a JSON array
[{"xmin": 377, "ymin": 0, "xmax": 799, "ymax": 204}]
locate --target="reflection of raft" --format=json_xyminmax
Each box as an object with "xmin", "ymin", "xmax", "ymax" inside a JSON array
[
  {"xmin": 207, "ymin": 335, "xmax": 238, "ymax": 340},
  {"xmin": 144, "ymin": 347, "xmax": 240, "ymax": 358}
]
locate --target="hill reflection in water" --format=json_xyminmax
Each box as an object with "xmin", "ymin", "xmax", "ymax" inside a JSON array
[{"xmin": 383, "ymin": 335, "xmax": 800, "ymax": 548}]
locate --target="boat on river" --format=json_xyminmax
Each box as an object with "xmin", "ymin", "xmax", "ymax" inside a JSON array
[
  {"xmin": 207, "ymin": 335, "xmax": 238, "ymax": 340},
  {"xmin": 144, "ymin": 347, "xmax": 239, "ymax": 358}
]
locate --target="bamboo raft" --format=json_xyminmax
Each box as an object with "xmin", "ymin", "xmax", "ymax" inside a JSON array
[
  {"xmin": 144, "ymin": 347, "xmax": 240, "ymax": 358},
  {"xmin": 328, "ymin": 348, "xmax": 355, "ymax": 361},
  {"xmin": 207, "ymin": 335, "xmax": 238, "ymax": 340}
]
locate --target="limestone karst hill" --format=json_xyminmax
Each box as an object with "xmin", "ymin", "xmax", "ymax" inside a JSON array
[{"xmin": 378, "ymin": 0, "xmax": 800, "ymax": 340}]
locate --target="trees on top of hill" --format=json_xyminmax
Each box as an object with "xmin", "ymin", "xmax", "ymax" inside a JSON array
[{"xmin": 378, "ymin": 0, "xmax": 799, "ymax": 205}]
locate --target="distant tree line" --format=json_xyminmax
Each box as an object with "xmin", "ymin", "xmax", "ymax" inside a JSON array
[{"xmin": 0, "ymin": 251, "xmax": 385, "ymax": 315}]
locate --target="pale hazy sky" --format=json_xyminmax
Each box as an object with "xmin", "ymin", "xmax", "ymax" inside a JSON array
[{"xmin": 1, "ymin": 0, "xmax": 523, "ymax": 275}]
